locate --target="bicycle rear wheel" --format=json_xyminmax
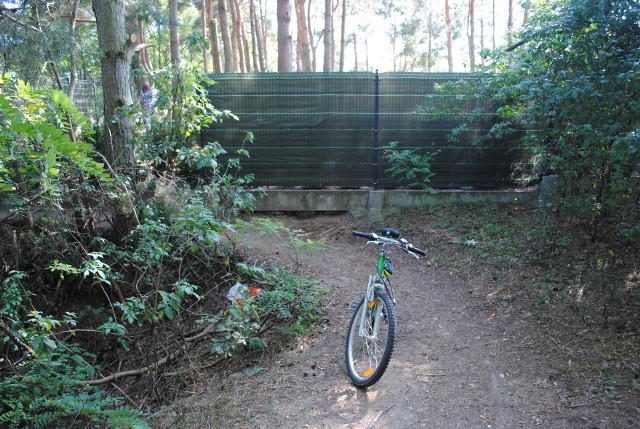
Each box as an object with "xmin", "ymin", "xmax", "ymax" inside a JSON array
[{"xmin": 345, "ymin": 289, "xmax": 396, "ymax": 387}]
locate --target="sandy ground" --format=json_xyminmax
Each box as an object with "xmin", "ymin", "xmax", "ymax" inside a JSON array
[{"xmin": 151, "ymin": 212, "xmax": 639, "ymax": 429}]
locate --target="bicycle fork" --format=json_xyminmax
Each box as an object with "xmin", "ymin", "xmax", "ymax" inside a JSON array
[{"xmin": 358, "ymin": 275, "xmax": 384, "ymax": 339}]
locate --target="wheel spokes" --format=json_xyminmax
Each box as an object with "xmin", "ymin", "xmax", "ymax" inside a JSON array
[{"xmin": 356, "ymin": 300, "xmax": 386, "ymax": 378}]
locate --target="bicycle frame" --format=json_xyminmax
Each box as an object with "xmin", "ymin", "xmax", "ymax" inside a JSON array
[{"xmin": 358, "ymin": 245, "xmax": 394, "ymax": 338}]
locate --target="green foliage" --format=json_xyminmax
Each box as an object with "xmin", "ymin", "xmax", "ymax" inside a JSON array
[
  {"xmin": 1, "ymin": 271, "xmax": 29, "ymax": 317},
  {"xmin": 0, "ymin": 75, "xmax": 109, "ymax": 198},
  {"xmin": 0, "ymin": 5, "xmax": 100, "ymax": 84},
  {"xmin": 418, "ymin": 0, "xmax": 640, "ymax": 240},
  {"xmin": 208, "ymin": 266, "xmax": 326, "ymax": 357},
  {"xmin": 0, "ymin": 271, "xmax": 147, "ymax": 428},
  {"xmin": 0, "ymin": 353, "xmax": 147, "ymax": 428},
  {"xmin": 139, "ymin": 65, "xmax": 238, "ymax": 171},
  {"xmin": 383, "ymin": 141, "xmax": 439, "ymax": 190}
]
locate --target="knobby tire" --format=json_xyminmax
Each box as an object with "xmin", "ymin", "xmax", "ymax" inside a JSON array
[{"xmin": 345, "ymin": 290, "xmax": 396, "ymax": 388}]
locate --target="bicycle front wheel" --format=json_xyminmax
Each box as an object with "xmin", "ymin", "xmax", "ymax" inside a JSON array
[{"xmin": 345, "ymin": 290, "xmax": 396, "ymax": 387}]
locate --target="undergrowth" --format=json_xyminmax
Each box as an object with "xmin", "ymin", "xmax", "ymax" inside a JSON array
[
  {"xmin": 0, "ymin": 71, "xmax": 326, "ymax": 427},
  {"xmin": 431, "ymin": 201, "xmax": 640, "ymax": 399}
]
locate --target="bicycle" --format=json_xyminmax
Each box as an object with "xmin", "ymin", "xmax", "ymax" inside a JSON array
[{"xmin": 345, "ymin": 228, "xmax": 426, "ymax": 388}]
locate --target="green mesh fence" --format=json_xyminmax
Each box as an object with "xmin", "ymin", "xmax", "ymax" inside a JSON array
[
  {"xmin": 202, "ymin": 72, "xmax": 533, "ymax": 189},
  {"xmin": 63, "ymin": 79, "xmax": 104, "ymax": 120}
]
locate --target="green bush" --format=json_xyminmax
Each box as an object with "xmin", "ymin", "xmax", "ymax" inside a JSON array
[
  {"xmin": 382, "ymin": 141, "xmax": 439, "ymax": 191},
  {"xmin": 415, "ymin": 0, "xmax": 640, "ymax": 241},
  {"xmin": 0, "ymin": 68, "xmax": 325, "ymax": 426}
]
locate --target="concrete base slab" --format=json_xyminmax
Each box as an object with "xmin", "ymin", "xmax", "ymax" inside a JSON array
[{"xmin": 254, "ymin": 188, "xmax": 539, "ymax": 223}]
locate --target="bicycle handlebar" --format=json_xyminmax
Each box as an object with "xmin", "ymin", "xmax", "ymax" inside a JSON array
[
  {"xmin": 352, "ymin": 231, "xmax": 376, "ymax": 240},
  {"xmin": 406, "ymin": 244, "xmax": 427, "ymax": 256},
  {"xmin": 352, "ymin": 231, "xmax": 427, "ymax": 257}
]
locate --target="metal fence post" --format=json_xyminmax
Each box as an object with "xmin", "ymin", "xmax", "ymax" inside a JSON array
[{"xmin": 371, "ymin": 70, "xmax": 380, "ymax": 189}]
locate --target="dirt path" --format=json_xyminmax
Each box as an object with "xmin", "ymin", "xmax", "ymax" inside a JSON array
[{"xmin": 151, "ymin": 213, "xmax": 637, "ymax": 428}]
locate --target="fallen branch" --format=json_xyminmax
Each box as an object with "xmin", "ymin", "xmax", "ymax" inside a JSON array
[
  {"xmin": 80, "ymin": 348, "xmax": 181, "ymax": 386},
  {"xmin": 0, "ymin": 318, "xmax": 36, "ymax": 357},
  {"xmin": 162, "ymin": 355, "xmax": 226, "ymax": 377},
  {"xmin": 80, "ymin": 364, "xmax": 152, "ymax": 386}
]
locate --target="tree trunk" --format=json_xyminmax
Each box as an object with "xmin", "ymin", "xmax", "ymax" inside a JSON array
[
  {"xmin": 308, "ymin": 0, "xmax": 318, "ymax": 71},
  {"xmin": 277, "ymin": 0, "xmax": 293, "ymax": 72},
  {"xmin": 331, "ymin": 1, "xmax": 337, "ymax": 69},
  {"xmin": 295, "ymin": 0, "xmax": 312, "ymax": 71},
  {"xmin": 339, "ymin": 0, "xmax": 346, "ymax": 72},
  {"xmin": 427, "ymin": 8, "xmax": 433, "ymax": 72},
  {"xmin": 480, "ymin": 17, "xmax": 485, "ymax": 67},
  {"xmin": 249, "ymin": 0, "xmax": 261, "ymax": 71},
  {"xmin": 67, "ymin": 0, "xmax": 81, "ymax": 103},
  {"xmin": 169, "ymin": 0, "xmax": 180, "ymax": 69},
  {"xmin": 259, "ymin": 0, "xmax": 269, "ymax": 70},
  {"xmin": 218, "ymin": 0, "xmax": 233, "ymax": 72},
  {"xmin": 445, "ymin": 0, "xmax": 453, "ymax": 72},
  {"xmin": 91, "ymin": 0, "xmax": 135, "ymax": 169},
  {"xmin": 323, "ymin": 0, "xmax": 332, "ymax": 71},
  {"xmin": 138, "ymin": 17, "xmax": 153, "ymax": 72},
  {"xmin": 364, "ymin": 36, "xmax": 369, "ymax": 71},
  {"xmin": 228, "ymin": 0, "xmax": 241, "ymax": 72},
  {"xmin": 492, "ymin": 0, "xmax": 496, "ymax": 51},
  {"xmin": 233, "ymin": 0, "xmax": 251, "ymax": 72},
  {"xmin": 507, "ymin": 0, "xmax": 513, "ymax": 46},
  {"xmin": 352, "ymin": 32, "xmax": 357, "ymax": 71},
  {"xmin": 201, "ymin": 0, "xmax": 209, "ymax": 72},
  {"xmin": 207, "ymin": 0, "xmax": 222, "ymax": 72},
  {"xmin": 468, "ymin": 0, "xmax": 475, "ymax": 72}
]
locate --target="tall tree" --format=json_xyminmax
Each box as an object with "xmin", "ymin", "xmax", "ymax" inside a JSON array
[
  {"xmin": 250, "ymin": 0, "xmax": 266, "ymax": 71},
  {"xmin": 467, "ymin": 0, "xmax": 475, "ymax": 71},
  {"xmin": 233, "ymin": 0, "xmax": 252, "ymax": 72},
  {"xmin": 308, "ymin": 0, "xmax": 321, "ymax": 71},
  {"xmin": 507, "ymin": 0, "xmax": 513, "ymax": 45},
  {"xmin": 323, "ymin": 0, "xmax": 333, "ymax": 71},
  {"xmin": 169, "ymin": 0, "xmax": 180, "ymax": 68},
  {"xmin": 138, "ymin": 16, "xmax": 153, "ymax": 72},
  {"xmin": 352, "ymin": 32, "xmax": 358, "ymax": 71},
  {"xmin": 492, "ymin": 0, "xmax": 496, "ymax": 50},
  {"xmin": 277, "ymin": 0, "xmax": 293, "ymax": 71},
  {"xmin": 249, "ymin": 0, "xmax": 260, "ymax": 71},
  {"xmin": 425, "ymin": 0, "xmax": 443, "ymax": 72},
  {"xmin": 339, "ymin": 0, "xmax": 346, "ymax": 72},
  {"xmin": 67, "ymin": 0, "xmax": 81, "ymax": 102},
  {"xmin": 218, "ymin": 0, "xmax": 233, "ymax": 71},
  {"xmin": 91, "ymin": 0, "xmax": 135, "ymax": 169},
  {"xmin": 445, "ymin": 0, "xmax": 453, "ymax": 72},
  {"xmin": 295, "ymin": 0, "xmax": 312, "ymax": 71},
  {"xmin": 479, "ymin": 16, "xmax": 485, "ymax": 67},
  {"xmin": 259, "ymin": 0, "xmax": 269, "ymax": 69},
  {"xmin": 228, "ymin": 0, "xmax": 240, "ymax": 71},
  {"xmin": 201, "ymin": 0, "xmax": 209, "ymax": 72},
  {"xmin": 207, "ymin": 0, "xmax": 222, "ymax": 72}
]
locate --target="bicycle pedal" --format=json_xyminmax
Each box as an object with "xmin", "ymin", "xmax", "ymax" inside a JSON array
[{"xmin": 348, "ymin": 301, "xmax": 359, "ymax": 311}]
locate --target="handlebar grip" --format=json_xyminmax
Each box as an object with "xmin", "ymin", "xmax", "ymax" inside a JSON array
[
  {"xmin": 408, "ymin": 245, "xmax": 427, "ymax": 256},
  {"xmin": 352, "ymin": 231, "xmax": 375, "ymax": 240}
]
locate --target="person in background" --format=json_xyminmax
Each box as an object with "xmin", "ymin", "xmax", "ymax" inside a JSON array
[{"xmin": 139, "ymin": 81, "xmax": 157, "ymax": 130}]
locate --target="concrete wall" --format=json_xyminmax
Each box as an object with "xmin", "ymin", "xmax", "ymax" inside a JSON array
[{"xmin": 254, "ymin": 188, "xmax": 539, "ymax": 223}]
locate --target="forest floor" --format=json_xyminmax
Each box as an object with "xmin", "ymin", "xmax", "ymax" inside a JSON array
[{"xmin": 150, "ymin": 206, "xmax": 640, "ymax": 429}]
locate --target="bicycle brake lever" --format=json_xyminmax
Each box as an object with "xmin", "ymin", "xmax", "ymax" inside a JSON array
[{"xmin": 399, "ymin": 246, "xmax": 419, "ymax": 258}]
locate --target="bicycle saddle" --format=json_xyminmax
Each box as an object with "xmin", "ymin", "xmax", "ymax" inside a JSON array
[{"xmin": 380, "ymin": 228, "xmax": 401, "ymax": 238}]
